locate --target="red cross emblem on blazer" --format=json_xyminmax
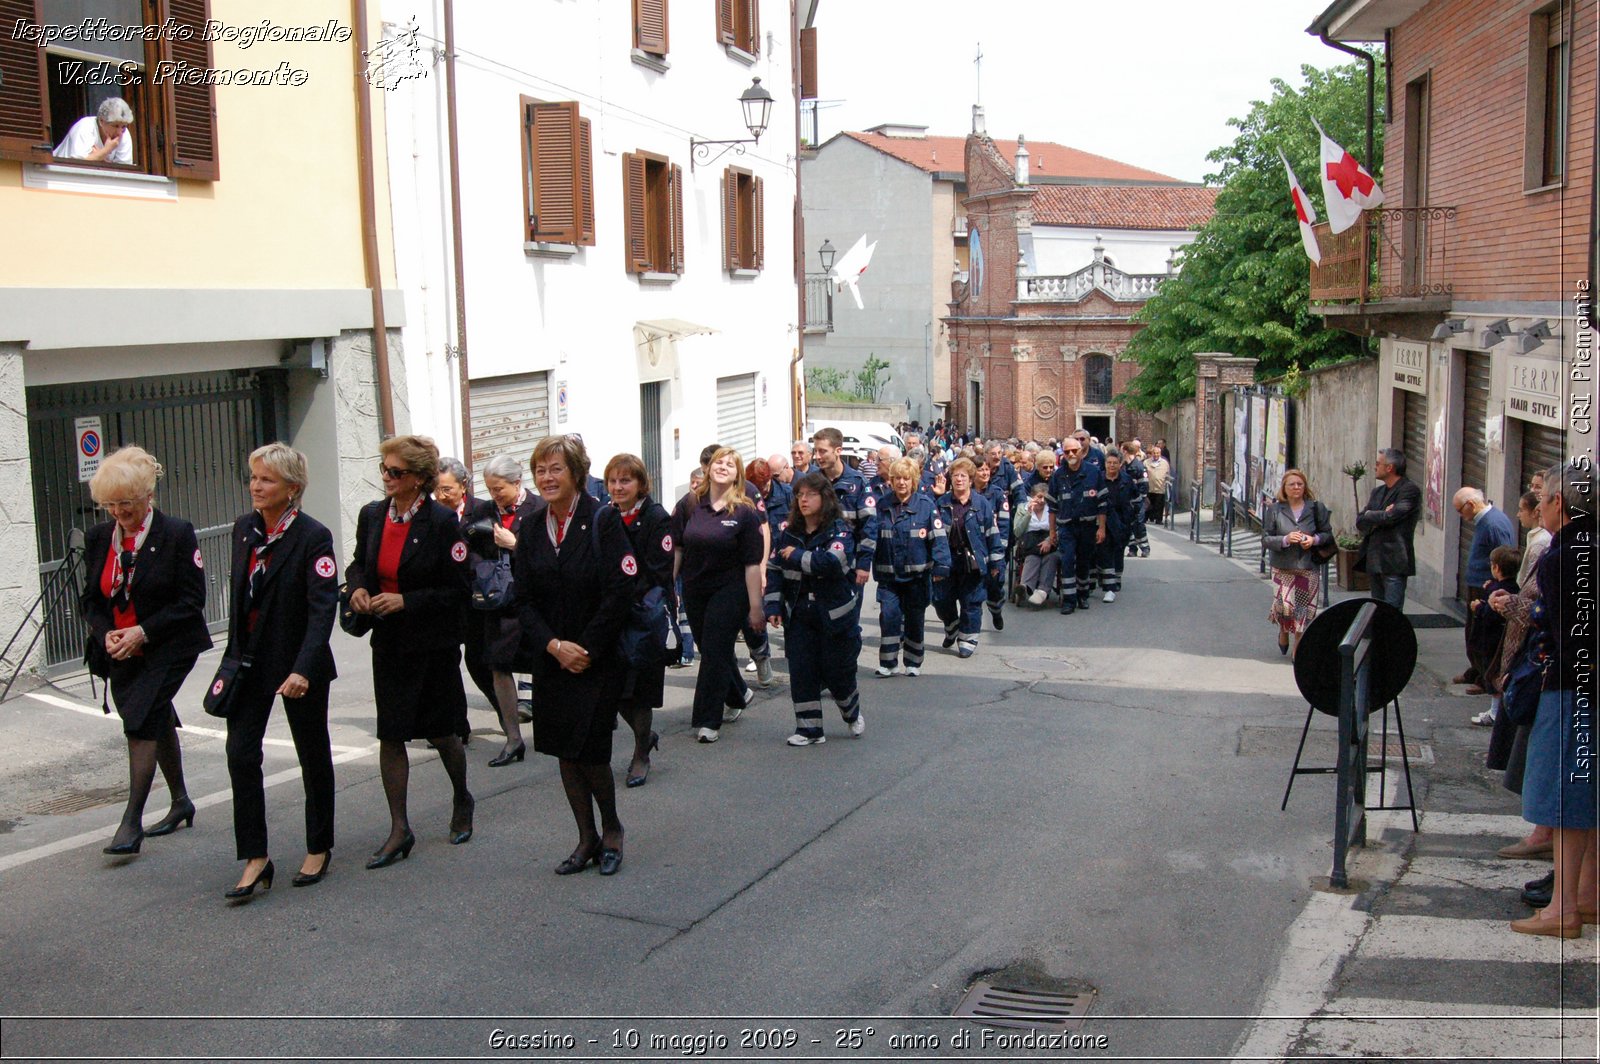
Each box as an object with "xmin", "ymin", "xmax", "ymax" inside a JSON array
[
  {"xmin": 450, "ymin": 541, "xmax": 468, "ymax": 563},
  {"xmin": 314, "ymin": 556, "xmax": 336, "ymax": 579},
  {"xmin": 621, "ymin": 555, "xmax": 638, "ymax": 576},
  {"xmin": 193, "ymin": 549, "xmax": 204, "ymax": 569}
]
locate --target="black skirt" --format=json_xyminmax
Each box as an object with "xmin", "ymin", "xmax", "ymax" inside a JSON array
[
  {"xmin": 372, "ymin": 645, "xmax": 467, "ymax": 742},
  {"xmin": 109, "ymin": 654, "xmax": 197, "ymax": 739},
  {"xmin": 531, "ymin": 662, "xmax": 623, "ymax": 765}
]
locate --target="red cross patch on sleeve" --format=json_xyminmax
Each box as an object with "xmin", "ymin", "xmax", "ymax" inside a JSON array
[
  {"xmin": 314, "ymin": 556, "xmax": 336, "ymax": 579},
  {"xmin": 193, "ymin": 549, "xmax": 204, "ymax": 569},
  {"xmin": 450, "ymin": 541, "xmax": 468, "ymax": 563},
  {"xmin": 661, "ymin": 534, "xmax": 673, "ymax": 553},
  {"xmin": 621, "ymin": 554, "xmax": 638, "ymax": 576}
]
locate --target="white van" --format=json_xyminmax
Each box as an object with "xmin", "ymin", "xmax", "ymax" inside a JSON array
[{"xmin": 807, "ymin": 419, "xmax": 906, "ymax": 465}]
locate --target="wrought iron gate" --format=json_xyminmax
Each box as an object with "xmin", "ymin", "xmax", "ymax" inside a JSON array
[{"xmin": 26, "ymin": 370, "xmax": 283, "ymax": 670}]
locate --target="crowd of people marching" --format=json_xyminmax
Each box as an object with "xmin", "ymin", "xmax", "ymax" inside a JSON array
[{"xmin": 80, "ymin": 426, "xmax": 1167, "ymax": 899}]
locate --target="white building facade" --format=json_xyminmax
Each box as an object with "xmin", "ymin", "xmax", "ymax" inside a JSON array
[{"xmin": 382, "ymin": 0, "xmax": 808, "ymax": 497}]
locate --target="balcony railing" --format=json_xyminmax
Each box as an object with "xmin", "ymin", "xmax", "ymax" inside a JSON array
[
  {"xmin": 1309, "ymin": 205, "xmax": 1457, "ymax": 304},
  {"xmin": 803, "ymin": 273, "xmax": 834, "ymax": 333},
  {"xmin": 1017, "ymin": 262, "xmax": 1166, "ymax": 303}
]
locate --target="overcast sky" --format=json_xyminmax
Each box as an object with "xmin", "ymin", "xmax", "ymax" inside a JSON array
[{"xmin": 813, "ymin": 0, "xmax": 1354, "ymax": 184}]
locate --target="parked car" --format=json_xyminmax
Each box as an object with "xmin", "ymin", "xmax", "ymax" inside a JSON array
[{"xmin": 807, "ymin": 420, "xmax": 905, "ymax": 465}]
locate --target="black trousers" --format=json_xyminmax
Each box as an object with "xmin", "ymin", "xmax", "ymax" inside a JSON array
[
  {"xmin": 1146, "ymin": 492, "xmax": 1166, "ymax": 525},
  {"xmin": 226, "ymin": 669, "xmax": 335, "ymax": 860},
  {"xmin": 684, "ymin": 580, "xmax": 751, "ymax": 731}
]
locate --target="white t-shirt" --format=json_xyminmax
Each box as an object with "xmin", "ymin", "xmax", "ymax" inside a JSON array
[{"xmin": 53, "ymin": 116, "xmax": 132, "ymax": 165}]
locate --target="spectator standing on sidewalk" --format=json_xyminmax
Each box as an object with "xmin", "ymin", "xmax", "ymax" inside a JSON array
[
  {"xmin": 1144, "ymin": 444, "xmax": 1171, "ymax": 526},
  {"xmin": 1262, "ymin": 469, "xmax": 1333, "ymax": 660},
  {"xmin": 1515, "ymin": 489, "xmax": 1552, "ymax": 587},
  {"xmin": 1355, "ymin": 448, "xmax": 1421, "ymax": 610},
  {"xmin": 1466, "ymin": 545, "xmax": 1519, "ymax": 726},
  {"xmin": 1451, "ymin": 486, "xmax": 1516, "ymax": 691}
]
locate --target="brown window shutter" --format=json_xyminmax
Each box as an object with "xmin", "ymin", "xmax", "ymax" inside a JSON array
[
  {"xmin": 752, "ymin": 175, "xmax": 764, "ymax": 271},
  {"xmin": 161, "ymin": 0, "xmax": 220, "ymax": 180},
  {"xmin": 669, "ymin": 163, "xmax": 685, "ymax": 273},
  {"xmin": 530, "ymin": 102, "xmax": 581, "ymax": 243},
  {"xmin": 634, "ymin": 0, "xmax": 669, "ymax": 56},
  {"xmin": 722, "ymin": 170, "xmax": 738, "ymax": 271},
  {"xmin": 623, "ymin": 153, "xmax": 648, "ymax": 272},
  {"xmin": 746, "ymin": 0, "xmax": 760, "ymax": 54},
  {"xmin": 578, "ymin": 118, "xmax": 595, "ymax": 246},
  {"xmin": 716, "ymin": 0, "xmax": 735, "ymax": 45},
  {"xmin": 800, "ymin": 27, "xmax": 819, "ymax": 99},
  {"xmin": 0, "ymin": 0, "xmax": 53, "ymax": 163}
]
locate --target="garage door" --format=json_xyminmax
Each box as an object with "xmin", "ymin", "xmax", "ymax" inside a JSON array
[
  {"xmin": 1516, "ymin": 421, "xmax": 1566, "ymax": 499},
  {"xmin": 469, "ymin": 372, "xmax": 550, "ymax": 495},
  {"xmin": 1456, "ymin": 354, "xmax": 1490, "ymax": 603},
  {"xmin": 1401, "ymin": 389, "xmax": 1427, "ymax": 482},
  {"xmin": 716, "ymin": 373, "xmax": 758, "ymax": 462}
]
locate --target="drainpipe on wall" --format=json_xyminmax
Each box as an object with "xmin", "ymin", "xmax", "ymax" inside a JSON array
[
  {"xmin": 1317, "ymin": 34, "xmax": 1375, "ymax": 175},
  {"xmin": 353, "ymin": 0, "xmax": 396, "ymax": 437},
  {"xmin": 443, "ymin": 0, "xmax": 473, "ymax": 467},
  {"xmin": 790, "ymin": 0, "xmax": 806, "ymax": 441}
]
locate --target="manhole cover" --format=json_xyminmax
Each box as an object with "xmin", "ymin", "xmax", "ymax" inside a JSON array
[
  {"xmin": 952, "ymin": 980, "xmax": 1097, "ymax": 1032},
  {"xmin": 25, "ymin": 787, "xmax": 126, "ymax": 815}
]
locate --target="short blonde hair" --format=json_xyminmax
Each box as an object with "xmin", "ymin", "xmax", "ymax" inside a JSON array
[
  {"xmin": 380, "ymin": 435, "xmax": 440, "ymax": 493},
  {"xmin": 947, "ymin": 457, "xmax": 978, "ymax": 484},
  {"xmin": 694, "ymin": 447, "xmax": 753, "ymax": 511},
  {"xmin": 249, "ymin": 442, "xmax": 308, "ymax": 501},
  {"xmin": 885, "ymin": 457, "xmax": 920, "ymax": 481},
  {"xmin": 89, "ymin": 445, "xmax": 162, "ymax": 504},
  {"xmin": 530, "ymin": 434, "xmax": 590, "ymax": 488}
]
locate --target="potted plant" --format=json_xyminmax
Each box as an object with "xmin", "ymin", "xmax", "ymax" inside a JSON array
[{"xmin": 1334, "ymin": 530, "xmax": 1368, "ymax": 592}]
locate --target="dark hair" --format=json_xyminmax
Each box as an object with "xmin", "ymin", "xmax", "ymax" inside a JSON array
[
  {"xmin": 1489, "ymin": 544, "xmax": 1521, "ymax": 577},
  {"xmin": 1379, "ymin": 447, "xmax": 1406, "ymax": 478},
  {"xmin": 699, "ymin": 442, "xmax": 721, "ymax": 467},
  {"xmin": 1520, "ymin": 490, "xmax": 1541, "ymax": 513},
  {"xmin": 603, "ymin": 452, "xmax": 651, "ymax": 498},
  {"xmin": 790, "ymin": 471, "xmax": 842, "ymax": 532}
]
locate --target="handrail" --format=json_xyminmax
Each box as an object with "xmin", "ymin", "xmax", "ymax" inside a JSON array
[{"xmin": 1, "ymin": 530, "xmax": 87, "ymax": 703}]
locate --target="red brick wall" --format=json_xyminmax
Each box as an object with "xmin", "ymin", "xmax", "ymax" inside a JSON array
[{"xmin": 1389, "ymin": 0, "xmax": 1594, "ymax": 302}]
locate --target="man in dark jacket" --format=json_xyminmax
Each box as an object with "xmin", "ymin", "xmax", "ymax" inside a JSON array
[
  {"xmin": 1451, "ymin": 484, "xmax": 1516, "ymax": 690},
  {"xmin": 1355, "ymin": 448, "xmax": 1422, "ymax": 610}
]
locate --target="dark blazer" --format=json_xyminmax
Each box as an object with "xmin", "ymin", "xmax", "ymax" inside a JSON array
[
  {"xmin": 618, "ymin": 496, "xmax": 673, "ymax": 707},
  {"xmin": 1262, "ymin": 499, "xmax": 1333, "ymax": 571},
  {"xmin": 513, "ymin": 493, "xmax": 636, "ymax": 718},
  {"xmin": 345, "ymin": 497, "xmax": 470, "ymax": 654},
  {"xmin": 1355, "ymin": 476, "xmax": 1422, "ymax": 576},
  {"xmin": 82, "ymin": 509, "xmax": 213, "ymax": 665},
  {"xmin": 223, "ymin": 510, "xmax": 338, "ymax": 685}
]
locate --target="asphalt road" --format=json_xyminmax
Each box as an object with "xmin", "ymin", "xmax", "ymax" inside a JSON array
[{"xmin": 0, "ymin": 526, "xmax": 1349, "ymax": 1061}]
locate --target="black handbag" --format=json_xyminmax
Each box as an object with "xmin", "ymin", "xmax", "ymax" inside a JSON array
[
  {"xmin": 1500, "ymin": 632, "xmax": 1549, "ymax": 727},
  {"xmin": 202, "ymin": 654, "xmax": 251, "ymax": 719},
  {"xmin": 471, "ymin": 552, "xmax": 515, "ymax": 611},
  {"xmin": 83, "ymin": 632, "xmax": 111, "ymax": 679},
  {"xmin": 338, "ymin": 582, "xmax": 373, "ymax": 637}
]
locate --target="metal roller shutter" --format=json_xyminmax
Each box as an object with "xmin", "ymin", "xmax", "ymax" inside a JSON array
[
  {"xmin": 1517, "ymin": 422, "xmax": 1566, "ymax": 497},
  {"xmin": 469, "ymin": 372, "xmax": 550, "ymax": 495},
  {"xmin": 716, "ymin": 373, "xmax": 758, "ymax": 462},
  {"xmin": 1456, "ymin": 354, "xmax": 1490, "ymax": 602},
  {"xmin": 1402, "ymin": 389, "xmax": 1427, "ymax": 483}
]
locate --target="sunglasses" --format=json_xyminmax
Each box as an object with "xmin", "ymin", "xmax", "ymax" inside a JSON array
[{"xmin": 379, "ymin": 464, "xmax": 414, "ymax": 480}]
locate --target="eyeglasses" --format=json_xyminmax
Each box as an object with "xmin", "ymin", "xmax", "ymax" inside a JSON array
[
  {"xmin": 379, "ymin": 464, "xmax": 414, "ymax": 480},
  {"xmin": 100, "ymin": 498, "xmax": 146, "ymax": 511}
]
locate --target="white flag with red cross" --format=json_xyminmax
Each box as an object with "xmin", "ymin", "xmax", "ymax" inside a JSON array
[
  {"xmin": 1315, "ymin": 119, "xmax": 1384, "ymax": 234},
  {"xmin": 1277, "ymin": 148, "xmax": 1322, "ymax": 266}
]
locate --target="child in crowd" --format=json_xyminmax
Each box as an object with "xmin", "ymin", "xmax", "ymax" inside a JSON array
[{"xmin": 1470, "ymin": 544, "xmax": 1520, "ymax": 726}]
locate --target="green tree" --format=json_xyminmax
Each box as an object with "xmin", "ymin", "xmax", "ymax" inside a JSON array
[{"xmin": 1123, "ymin": 60, "xmax": 1385, "ymax": 410}]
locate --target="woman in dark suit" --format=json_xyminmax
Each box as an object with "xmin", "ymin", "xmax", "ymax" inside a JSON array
[
  {"xmin": 515, "ymin": 436, "xmax": 636, "ymax": 875},
  {"xmin": 83, "ymin": 445, "xmax": 212, "ymax": 856},
  {"xmin": 434, "ymin": 456, "xmax": 489, "ymax": 745},
  {"xmin": 346, "ymin": 435, "xmax": 475, "ymax": 868},
  {"xmin": 219, "ymin": 443, "xmax": 339, "ymax": 900},
  {"xmin": 602, "ymin": 453, "xmax": 672, "ymax": 787},
  {"xmin": 474, "ymin": 452, "xmax": 545, "ymax": 766}
]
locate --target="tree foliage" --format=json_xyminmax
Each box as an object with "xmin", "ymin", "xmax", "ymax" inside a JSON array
[{"xmin": 1123, "ymin": 60, "xmax": 1385, "ymax": 410}]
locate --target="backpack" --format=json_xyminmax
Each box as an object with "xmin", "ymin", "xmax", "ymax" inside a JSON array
[{"xmin": 592, "ymin": 509, "xmax": 670, "ymax": 669}]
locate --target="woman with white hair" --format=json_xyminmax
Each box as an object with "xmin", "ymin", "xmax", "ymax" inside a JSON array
[
  {"xmin": 82, "ymin": 445, "xmax": 213, "ymax": 857},
  {"xmin": 474, "ymin": 452, "xmax": 544, "ymax": 766},
  {"xmin": 53, "ymin": 96, "xmax": 134, "ymax": 164},
  {"xmin": 218, "ymin": 443, "xmax": 339, "ymax": 900}
]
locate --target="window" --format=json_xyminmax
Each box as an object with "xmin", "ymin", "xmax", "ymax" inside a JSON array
[
  {"xmin": 633, "ymin": 0, "xmax": 668, "ymax": 57},
  {"xmin": 522, "ymin": 99, "xmax": 595, "ymax": 245},
  {"xmin": 622, "ymin": 151, "xmax": 683, "ymax": 275},
  {"xmin": 716, "ymin": 0, "xmax": 759, "ymax": 56},
  {"xmin": 1083, "ymin": 354, "xmax": 1113, "ymax": 406},
  {"xmin": 721, "ymin": 166, "xmax": 763, "ymax": 272},
  {"xmin": 0, "ymin": 0, "xmax": 219, "ymax": 179},
  {"xmin": 1524, "ymin": 4, "xmax": 1568, "ymax": 189}
]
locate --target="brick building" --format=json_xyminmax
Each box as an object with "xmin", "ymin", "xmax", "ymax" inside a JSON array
[
  {"xmin": 1308, "ymin": 0, "xmax": 1595, "ymax": 611},
  {"xmin": 945, "ymin": 109, "xmax": 1217, "ymax": 443}
]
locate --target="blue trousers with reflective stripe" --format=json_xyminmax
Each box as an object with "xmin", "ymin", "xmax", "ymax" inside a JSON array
[
  {"xmin": 1095, "ymin": 531, "xmax": 1127, "ymax": 592},
  {"xmin": 785, "ymin": 604, "xmax": 860, "ymax": 738},
  {"xmin": 1058, "ymin": 522, "xmax": 1098, "ymax": 601},
  {"xmin": 934, "ymin": 571, "xmax": 984, "ymax": 643},
  {"xmin": 877, "ymin": 578, "xmax": 930, "ymax": 668}
]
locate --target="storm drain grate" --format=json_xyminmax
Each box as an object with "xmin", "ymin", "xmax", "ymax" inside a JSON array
[
  {"xmin": 25, "ymin": 787, "xmax": 127, "ymax": 815},
  {"xmin": 952, "ymin": 981, "xmax": 1097, "ymax": 1032}
]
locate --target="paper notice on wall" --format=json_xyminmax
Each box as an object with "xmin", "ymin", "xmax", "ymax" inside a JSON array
[
  {"xmin": 75, "ymin": 416, "xmax": 104, "ymax": 483},
  {"xmin": 1486, "ymin": 412, "xmax": 1504, "ymax": 454}
]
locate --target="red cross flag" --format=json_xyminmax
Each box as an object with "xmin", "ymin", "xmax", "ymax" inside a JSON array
[
  {"xmin": 1277, "ymin": 148, "xmax": 1322, "ymax": 266},
  {"xmin": 1316, "ymin": 120, "xmax": 1384, "ymax": 234}
]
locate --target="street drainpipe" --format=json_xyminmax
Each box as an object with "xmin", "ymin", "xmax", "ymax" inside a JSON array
[
  {"xmin": 352, "ymin": 0, "xmax": 396, "ymax": 437},
  {"xmin": 443, "ymin": 0, "xmax": 473, "ymax": 468}
]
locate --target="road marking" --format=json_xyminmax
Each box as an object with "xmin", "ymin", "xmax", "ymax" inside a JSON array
[
  {"xmin": 1300, "ymin": 998, "xmax": 1598, "ymax": 1059},
  {"xmin": 24, "ymin": 691, "xmax": 367, "ymax": 754},
  {"xmin": 1402, "ymin": 854, "xmax": 1553, "ymax": 892},
  {"xmin": 0, "ymin": 742, "xmax": 380, "ymax": 875}
]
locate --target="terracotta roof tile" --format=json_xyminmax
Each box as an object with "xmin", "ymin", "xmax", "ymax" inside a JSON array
[
  {"xmin": 839, "ymin": 130, "xmax": 1180, "ymax": 183},
  {"xmin": 1030, "ymin": 184, "xmax": 1218, "ymax": 231}
]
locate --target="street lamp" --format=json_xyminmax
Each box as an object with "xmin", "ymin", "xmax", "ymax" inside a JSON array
[
  {"xmin": 690, "ymin": 77, "xmax": 775, "ymax": 170},
  {"xmin": 818, "ymin": 239, "xmax": 836, "ymax": 274}
]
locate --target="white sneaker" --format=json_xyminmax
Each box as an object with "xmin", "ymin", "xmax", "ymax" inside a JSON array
[
  {"xmin": 1471, "ymin": 709, "xmax": 1496, "ymax": 726},
  {"xmin": 756, "ymin": 658, "xmax": 774, "ymax": 686},
  {"xmin": 874, "ymin": 665, "xmax": 894, "ymax": 678},
  {"xmin": 1028, "ymin": 588, "xmax": 1048, "ymax": 606},
  {"xmin": 905, "ymin": 666, "xmax": 920, "ymax": 677},
  {"xmin": 1103, "ymin": 591, "xmax": 1117, "ymax": 603},
  {"xmin": 745, "ymin": 659, "xmax": 758, "ymax": 673},
  {"xmin": 849, "ymin": 713, "xmax": 865, "ymax": 737},
  {"xmin": 786, "ymin": 732, "xmax": 825, "ymax": 746},
  {"xmin": 697, "ymin": 727, "xmax": 719, "ymax": 743}
]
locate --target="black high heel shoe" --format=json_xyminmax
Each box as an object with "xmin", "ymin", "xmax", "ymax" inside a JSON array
[
  {"xmin": 291, "ymin": 853, "xmax": 331, "ymax": 887},
  {"xmin": 598, "ymin": 845, "xmax": 623, "ymax": 876},
  {"xmin": 224, "ymin": 859, "xmax": 274, "ymax": 901},
  {"xmin": 102, "ymin": 829, "xmax": 144, "ymax": 856},
  {"xmin": 555, "ymin": 845, "xmax": 600, "ymax": 875},
  {"xmin": 449, "ymin": 796, "xmax": 475, "ymax": 845},
  {"xmin": 488, "ymin": 743, "xmax": 526, "ymax": 767},
  {"xmin": 365, "ymin": 831, "xmax": 416, "ymax": 870},
  {"xmin": 146, "ymin": 797, "xmax": 196, "ymax": 837},
  {"xmin": 625, "ymin": 732, "xmax": 660, "ymax": 788}
]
